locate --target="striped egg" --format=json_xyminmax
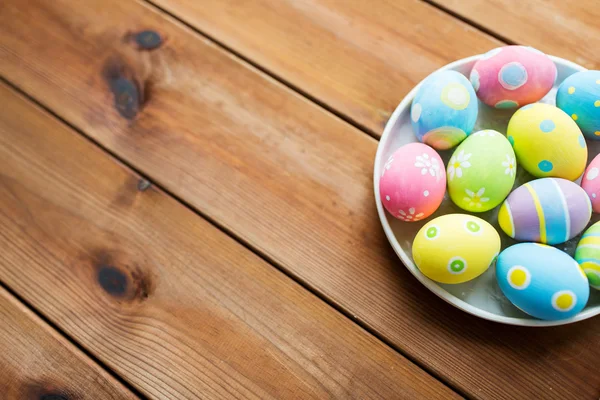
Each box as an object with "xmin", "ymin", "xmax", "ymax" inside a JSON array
[
  {"xmin": 497, "ymin": 243, "xmax": 589, "ymax": 320},
  {"xmin": 575, "ymin": 222, "xmax": 600, "ymax": 290},
  {"xmin": 498, "ymin": 178, "xmax": 592, "ymax": 245}
]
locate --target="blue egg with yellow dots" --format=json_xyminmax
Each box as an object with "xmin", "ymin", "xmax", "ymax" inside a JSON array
[
  {"xmin": 496, "ymin": 243, "xmax": 589, "ymax": 321},
  {"xmin": 411, "ymin": 70, "xmax": 478, "ymax": 150},
  {"xmin": 556, "ymin": 70, "xmax": 600, "ymax": 140}
]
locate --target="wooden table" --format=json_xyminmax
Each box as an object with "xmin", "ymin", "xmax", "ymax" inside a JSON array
[{"xmin": 1, "ymin": 1, "xmax": 599, "ymax": 398}]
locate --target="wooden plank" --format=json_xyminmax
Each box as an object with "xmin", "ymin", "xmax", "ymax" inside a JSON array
[
  {"xmin": 0, "ymin": 83, "xmax": 456, "ymax": 399},
  {"xmin": 1, "ymin": 1, "xmax": 599, "ymax": 398},
  {"xmin": 429, "ymin": 0, "xmax": 600, "ymax": 69},
  {"xmin": 0, "ymin": 286, "xmax": 136, "ymax": 400},
  {"xmin": 148, "ymin": 0, "xmax": 501, "ymax": 135}
]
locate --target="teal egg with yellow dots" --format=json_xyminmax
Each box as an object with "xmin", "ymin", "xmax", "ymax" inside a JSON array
[
  {"xmin": 496, "ymin": 243, "xmax": 590, "ymax": 321},
  {"xmin": 507, "ymin": 103, "xmax": 587, "ymax": 181},
  {"xmin": 411, "ymin": 70, "xmax": 478, "ymax": 150},
  {"xmin": 556, "ymin": 70, "xmax": 600, "ymax": 140},
  {"xmin": 575, "ymin": 221, "xmax": 600, "ymax": 290}
]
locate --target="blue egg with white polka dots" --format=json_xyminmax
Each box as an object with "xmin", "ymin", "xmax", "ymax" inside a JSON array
[
  {"xmin": 496, "ymin": 243, "xmax": 589, "ymax": 321},
  {"xmin": 411, "ymin": 70, "xmax": 478, "ymax": 150},
  {"xmin": 556, "ymin": 70, "xmax": 600, "ymax": 140}
]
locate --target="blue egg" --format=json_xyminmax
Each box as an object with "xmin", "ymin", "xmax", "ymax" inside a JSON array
[
  {"xmin": 411, "ymin": 70, "xmax": 478, "ymax": 150},
  {"xmin": 556, "ymin": 70, "xmax": 600, "ymax": 140},
  {"xmin": 496, "ymin": 243, "xmax": 589, "ymax": 320}
]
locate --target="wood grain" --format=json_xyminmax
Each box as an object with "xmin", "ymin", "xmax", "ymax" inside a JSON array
[
  {"xmin": 429, "ymin": 0, "xmax": 600, "ymax": 69},
  {"xmin": 149, "ymin": 0, "xmax": 500, "ymax": 135},
  {"xmin": 0, "ymin": 286, "xmax": 136, "ymax": 400},
  {"xmin": 0, "ymin": 82, "xmax": 456, "ymax": 399},
  {"xmin": 1, "ymin": 1, "xmax": 599, "ymax": 399}
]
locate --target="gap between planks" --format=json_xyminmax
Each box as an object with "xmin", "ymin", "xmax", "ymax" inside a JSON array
[
  {"xmin": 141, "ymin": 0, "xmax": 511, "ymax": 141},
  {"xmin": 0, "ymin": 76, "xmax": 465, "ymax": 398},
  {"xmin": 0, "ymin": 281, "xmax": 148, "ymax": 400},
  {"xmin": 420, "ymin": 0, "xmax": 517, "ymax": 46},
  {"xmin": 0, "ymin": 0, "xmax": 514, "ymax": 394}
]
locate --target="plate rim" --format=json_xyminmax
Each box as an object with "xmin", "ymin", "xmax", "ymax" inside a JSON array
[{"xmin": 373, "ymin": 53, "xmax": 598, "ymax": 327}]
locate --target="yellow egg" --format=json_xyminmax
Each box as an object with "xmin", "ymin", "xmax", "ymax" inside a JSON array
[
  {"xmin": 412, "ymin": 214, "xmax": 500, "ymax": 284},
  {"xmin": 507, "ymin": 103, "xmax": 587, "ymax": 181}
]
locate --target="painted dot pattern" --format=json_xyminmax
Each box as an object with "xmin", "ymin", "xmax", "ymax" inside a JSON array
[
  {"xmin": 507, "ymin": 265, "xmax": 531, "ymax": 290},
  {"xmin": 498, "ymin": 62, "xmax": 528, "ymax": 90},
  {"xmin": 448, "ymin": 257, "xmax": 467, "ymax": 274},
  {"xmin": 425, "ymin": 225, "xmax": 440, "ymax": 240},
  {"xmin": 465, "ymin": 220, "xmax": 482, "ymax": 235},
  {"xmin": 572, "ymin": 114, "xmax": 579, "ymax": 121},
  {"xmin": 538, "ymin": 160, "xmax": 553, "ymax": 172},
  {"xmin": 539, "ymin": 119, "xmax": 555, "ymax": 133},
  {"xmin": 441, "ymin": 83, "xmax": 470, "ymax": 110},
  {"xmin": 495, "ymin": 100, "xmax": 519, "ymax": 109},
  {"xmin": 551, "ymin": 290, "xmax": 576, "ymax": 312},
  {"xmin": 568, "ymin": 86, "xmax": 576, "ymax": 94}
]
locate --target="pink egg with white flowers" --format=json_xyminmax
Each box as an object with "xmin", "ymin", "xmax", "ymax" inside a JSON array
[
  {"xmin": 470, "ymin": 46, "xmax": 556, "ymax": 109},
  {"xmin": 582, "ymin": 154, "xmax": 600, "ymax": 213},
  {"xmin": 379, "ymin": 143, "xmax": 446, "ymax": 222}
]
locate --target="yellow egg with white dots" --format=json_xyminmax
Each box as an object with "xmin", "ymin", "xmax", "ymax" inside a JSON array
[
  {"xmin": 412, "ymin": 214, "xmax": 500, "ymax": 284},
  {"xmin": 507, "ymin": 103, "xmax": 587, "ymax": 181}
]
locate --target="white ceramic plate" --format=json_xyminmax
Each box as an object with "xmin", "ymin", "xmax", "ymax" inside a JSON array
[{"xmin": 374, "ymin": 54, "xmax": 600, "ymax": 326}]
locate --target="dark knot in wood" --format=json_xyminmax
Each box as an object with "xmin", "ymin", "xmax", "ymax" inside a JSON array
[
  {"xmin": 134, "ymin": 30, "xmax": 163, "ymax": 50},
  {"xmin": 98, "ymin": 264, "xmax": 128, "ymax": 297}
]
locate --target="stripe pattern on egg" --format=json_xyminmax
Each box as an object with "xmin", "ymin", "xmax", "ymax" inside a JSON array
[{"xmin": 498, "ymin": 178, "xmax": 591, "ymax": 245}]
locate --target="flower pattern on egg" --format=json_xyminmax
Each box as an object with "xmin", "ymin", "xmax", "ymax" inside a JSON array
[
  {"xmin": 415, "ymin": 153, "xmax": 440, "ymax": 179},
  {"xmin": 398, "ymin": 208, "xmax": 425, "ymax": 222},
  {"xmin": 447, "ymin": 150, "xmax": 471, "ymax": 181},
  {"xmin": 502, "ymin": 154, "xmax": 516, "ymax": 177},
  {"xmin": 463, "ymin": 188, "xmax": 490, "ymax": 209}
]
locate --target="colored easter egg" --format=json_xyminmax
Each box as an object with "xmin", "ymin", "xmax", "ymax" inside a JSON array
[
  {"xmin": 581, "ymin": 154, "xmax": 600, "ymax": 212},
  {"xmin": 496, "ymin": 243, "xmax": 589, "ymax": 320},
  {"xmin": 575, "ymin": 222, "xmax": 600, "ymax": 290},
  {"xmin": 470, "ymin": 45, "xmax": 556, "ymax": 109},
  {"xmin": 498, "ymin": 178, "xmax": 591, "ymax": 245},
  {"xmin": 447, "ymin": 130, "xmax": 516, "ymax": 212},
  {"xmin": 411, "ymin": 70, "xmax": 478, "ymax": 150},
  {"xmin": 412, "ymin": 214, "xmax": 500, "ymax": 284},
  {"xmin": 556, "ymin": 70, "xmax": 600, "ymax": 139},
  {"xmin": 379, "ymin": 143, "xmax": 446, "ymax": 221},
  {"xmin": 507, "ymin": 103, "xmax": 587, "ymax": 180}
]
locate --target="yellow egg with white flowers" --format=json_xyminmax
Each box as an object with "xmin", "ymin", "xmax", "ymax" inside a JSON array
[
  {"xmin": 507, "ymin": 103, "xmax": 587, "ymax": 181},
  {"xmin": 412, "ymin": 214, "xmax": 500, "ymax": 284}
]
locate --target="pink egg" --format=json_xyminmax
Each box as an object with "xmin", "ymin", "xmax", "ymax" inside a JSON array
[
  {"xmin": 379, "ymin": 143, "xmax": 446, "ymax": 222},
  {"xmin": 582, "ymin": 154, "xmax": 600, "ymax": 213},
  {"xmin": 470, "ymin": 46, "xmax": 556, "ymax": 109}
]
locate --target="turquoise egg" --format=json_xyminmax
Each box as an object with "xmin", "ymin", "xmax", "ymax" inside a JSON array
[
  {"xmin": 496, "ymin": 243, "xmax": 589, "ymax": 320},
  {"xmin": 411, "ymin": 71, "xmax": 478, "ymax": 150},
  {"xmin": 556, "ymin": 70, "xmax": 600, "ymax": 139}
]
